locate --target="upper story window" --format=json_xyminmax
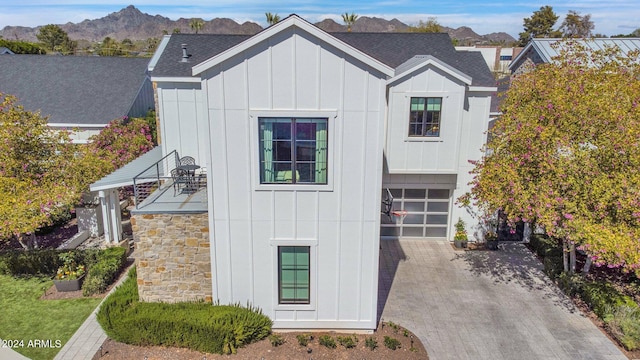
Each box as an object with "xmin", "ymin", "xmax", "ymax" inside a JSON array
[
  {"xmin": 259, "ymin": 118, "xmax": 328, "ymax": 184},
  {"xmin": 500, "ymin": 55, "xmax": 512, "ymax": 61},
  {"xmin": 409, "ymin": 97, "xmax": 442, "ymax": 137}
]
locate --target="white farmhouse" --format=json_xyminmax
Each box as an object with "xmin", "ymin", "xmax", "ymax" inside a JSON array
[{"xmin": 97, "ymin": 15, "xmax": 496, "ymax": 331}]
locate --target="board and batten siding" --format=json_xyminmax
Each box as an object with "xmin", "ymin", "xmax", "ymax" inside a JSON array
[
  {"xmin": 156, "ymin": 82, "xmax": 208, "ymax": 169},
  {"xmin": 385, "ymin": 65, "xmax": 467, "ymax": 174},
  {"xmin": 201, "ymin": 27, "xmax": 387, "ymax": 329}
]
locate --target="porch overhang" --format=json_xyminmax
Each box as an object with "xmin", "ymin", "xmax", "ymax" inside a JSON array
[{"xmin": 90, "ymin": 147, "xmax": 163, "ymax": 191}]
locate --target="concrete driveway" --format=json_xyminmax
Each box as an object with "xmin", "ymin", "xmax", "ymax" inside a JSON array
[{"xmin": 378, "ymin": 240, "xmax": 627, "ymax": 360}]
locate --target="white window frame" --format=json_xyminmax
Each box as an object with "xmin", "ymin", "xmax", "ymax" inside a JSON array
[
  {"xmin": 251, "ymin": 110, "xmax": 337, "ymax": 191},
  {"xmin": 403, "ymin": 94, "xmax": 449, "ymax": 143}
]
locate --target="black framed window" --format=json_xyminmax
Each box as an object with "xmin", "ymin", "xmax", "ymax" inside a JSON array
[
  {"xmin": 278, "ymin": 246, "xmax": 310, "ymax": 304},
  {"xmin": 408, "ymin": 97, "xmax": 442, "ymax": 137},
  {"xmin": 259, "ymin": 118, "xmax": 328, "ymax": 184}
]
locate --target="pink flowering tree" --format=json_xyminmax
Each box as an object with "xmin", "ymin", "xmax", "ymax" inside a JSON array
[
  {"xmin": 460, "ymin": 40, "xmax": 640, "ymax": 275},
  {"xmin": 0, "ymin": 93, "xmax": 81, "ymax": 246}
]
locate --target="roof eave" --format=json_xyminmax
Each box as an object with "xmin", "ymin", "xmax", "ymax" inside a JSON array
[{"xmin": 387, "ymin": 56, "xmax": 473, "ymax": 86}]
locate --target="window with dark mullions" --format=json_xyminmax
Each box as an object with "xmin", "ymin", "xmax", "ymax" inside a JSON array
[
  {"xmin": 278, "ymin": 246, "xmax": 310, "ymax": 304},
  {"xmin": 408, "ymin": 97, "xmax": 442, "ymax": 137},
  {"xmin": 259, "ymin": 118, "xmax": 328, "ymax": 184}
]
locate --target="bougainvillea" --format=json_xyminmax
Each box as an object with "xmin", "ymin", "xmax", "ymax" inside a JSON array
[
  {"xmin": 461, "ymin": 40, "xmax": 640, "ymax": 275},
  {"xmin": 0, "ymin": 93, "xmax": 155, "ymax": 244}
]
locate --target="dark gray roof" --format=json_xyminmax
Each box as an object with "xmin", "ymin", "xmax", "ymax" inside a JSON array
[
  {"xmin": 151, "ymin": 32, "xmax": 495, "ymax": 87},
  {"xmin": 0, "ymin": 55, "xmax": 151, "ymax": 125}
]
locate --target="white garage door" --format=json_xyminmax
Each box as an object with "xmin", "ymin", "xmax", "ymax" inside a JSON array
[{"xmin": 380, "ymin": 188, "xmax": 451, "ymax": 238}]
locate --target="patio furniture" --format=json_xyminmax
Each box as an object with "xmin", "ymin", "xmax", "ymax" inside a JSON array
[
  {"xmin": 179, "ymin": 156, "xmax": 196, "ymax": 166},
  {"xmin": 177, "ymin": 164, "xmax": 201, "ymax": 192},
  {"xmin": 170, "ymin": 168, "xmax": 188, "ymax": 196}
]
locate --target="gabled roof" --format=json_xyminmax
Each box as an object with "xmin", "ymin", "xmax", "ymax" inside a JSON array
[
  {"xmin": 192, "ymin": 15, "xmax": 394, "ymax": 77},
  {"xmin": 0, "ymin": 55, "xmax": 151, "ymax": 126},
  {"xmin": 0, "ymin": 47, "xmax": 14, "ymax": 55},
  {"xmin": 390, "ymin": 55, "xmax": 472, "ymax": 86},
  {"xmin": 149, "ymin": 16, "xmax": 495, "ymax": 87},
  {"xmin": 509, "ymin": 38, "xmax": 640, "ymax": 71}
]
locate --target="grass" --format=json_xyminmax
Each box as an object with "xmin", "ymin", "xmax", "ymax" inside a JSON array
[{"xmin": 0, "ymin": 274, "xmax": 102, "ymax": 360}]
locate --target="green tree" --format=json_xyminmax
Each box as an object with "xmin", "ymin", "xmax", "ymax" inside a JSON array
[
  {"xmin": 461, "ymin": 41, "xmax": 640, "ymax": 275},
  {"xmin": 407, "ymin": 17, "xmax": 442, "ymax": 33},
  {"xmin": 36, "ymin": 24, "xmax": 75, "ymax": 53},
  {"xmin": 0, "ymin": 93, "xmax": 86, "ymax": 246},
  {"xmin": 560, "ymin": 10, "xmax": 594, "ymax": 38},
  {"xmin": 265, "ymin": 12, "xmax": 281, "ymax": 26},
  {"xmin": 341, "ymin": 12, "xmax": 359, "ymax": 32},
  {"xmin": 98, "ymin": 37, "xmax": 124, "ymax": 56},
  {"xmin": 189, "ymin": 18, "xmax": 204, "ymax": 34},
  {"xmin": 0, "ymin": 39, "xmax": 46, "ymax": 54},
  {"xmin": 518, "ymin": 6, "xmax": 562, "ymax": 46}
]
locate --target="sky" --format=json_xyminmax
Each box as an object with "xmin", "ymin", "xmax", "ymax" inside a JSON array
[{"xmin": 0, "ymin": 1, "xmax": 639, "ymax": 39}]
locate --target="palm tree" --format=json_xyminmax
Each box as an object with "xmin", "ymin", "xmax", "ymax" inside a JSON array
[
  {"xmin": 189, "ymin": 18, "xmax": 205, "ymax": 34},
  {"xmin": 341, "ymin": 12, "xmax": 359, "ymax": 32},
  {"xmin": 265, "ymin": 12, "xmax": 281, "ymax": 26}
]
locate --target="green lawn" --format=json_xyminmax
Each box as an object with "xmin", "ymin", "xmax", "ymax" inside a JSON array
[{"xmin": 0, "ymin": 274, "xmax": 102, "ymax": 360}]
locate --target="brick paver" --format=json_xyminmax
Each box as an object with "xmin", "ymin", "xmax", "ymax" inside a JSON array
[{"xmin": 379, "ymin": 240, "xmax": 627, "ymax": 360}]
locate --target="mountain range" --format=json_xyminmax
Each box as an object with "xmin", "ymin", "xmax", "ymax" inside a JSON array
[{"xmin": 0, "ymin": 5, "xmax": 516, "ymax": 45}]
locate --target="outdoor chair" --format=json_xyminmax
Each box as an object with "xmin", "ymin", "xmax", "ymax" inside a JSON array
[
  {"xmin": 170, "ymin": 168, "xmax": 188, "ymax": 196},
  {"xmin": 179, "ymin": 156, "xmax": 196, "ymax": 166}
]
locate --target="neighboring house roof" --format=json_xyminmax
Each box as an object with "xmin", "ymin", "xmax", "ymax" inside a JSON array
[
  {"xmin": 150, "ymin": 18, "xmax": 495, "ymax": 88},
  {"xmin": 509, "ymin": 38, "xmax": 640, "ymax": 72},
  {"xmin": 0, "ymin": 47, "xmax": 15, "ymax": 55},
  {"xmin": 0, "ymin": 55, "xmax": 152, "ymax": 126}
]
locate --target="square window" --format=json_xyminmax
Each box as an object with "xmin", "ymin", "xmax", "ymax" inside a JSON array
[
  {"xmin": 260, "ymin": 118, "xmax": 327, "ymax": 184},
  {"xmin": 278, "ymin": 246, "xmax": 310, "ymax": 304}
]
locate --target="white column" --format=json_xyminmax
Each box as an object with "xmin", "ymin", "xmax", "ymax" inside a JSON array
[
  {"xmin": 109, "ymin": 189, "xmax": 122, "ymax": 244},
  {"xmin": 99, "ymin": 190, "xmax": 112, "ymax": 243}
]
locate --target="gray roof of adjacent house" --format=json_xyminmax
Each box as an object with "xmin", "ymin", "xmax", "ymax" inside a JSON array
[
  {"xmin": 0, "ymin": 55, "xmax": 153, "ymax": 126},
  {"xmin": 509, "ymin": 38, "xmax": 640, "ymax": 72},
  {"xmin": 150, "ymin": 31, "xmax": 495, "ymax": 87},
  {"xmin": 0, "ymin": 47, "xmax": 15, "ymax": 55}
]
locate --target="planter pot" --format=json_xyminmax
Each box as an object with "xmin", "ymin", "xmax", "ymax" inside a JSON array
[
  {"xmin": 486, "ymin": 240, "xmax": 499, "ymax": 250},
  {"xmin": 454, "ymin": 239, "xmax": 468, "ymax": 248},
  {"xmin": 53, "ymin": 274, "xmax": 86, "ymax": 292}
]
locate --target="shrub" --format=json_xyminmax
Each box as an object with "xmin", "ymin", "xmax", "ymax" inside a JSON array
[
  {"xmin": 556, "ymin": 272, "xmax": 585, "ymax": 297},
  {"xmin": 82, "ymin": 247, "xmax": 127, "ymax": 296},
  {"xmin": 384, "ymin": 336, "xmax": 401, "ymax": 350},
  {"xmin": 296, "ymin": 333, "xmax": 312, "ymax": 346},
  {"xmin": 336, "ymin": 335, "xmax": 357, "ymax": 349},
  {"xmin": 319, "ymin": 335, "xmax": 336, "ymax": 348},
  {"xmin": 604, "ymin": 305, "xmax": 640, "ymax": 350},
  {"xmin": 365, "ymin": 336, "xmax": 378, "ymax": 351},
  {"xmin": 269, "ymin": 334, "xmax": 285, "ymax": 347},
  {"xmin": 543, "ymin": 255, "xmax": 563, "ymax": 279},
  {"xmin": 0, "ymin": 248, "xmax": 102, "ymax": 277},
  {"xmin": 578, "ymin": 281, "xmax": 638, "ymax": 318},
  {"xmin": 97, "ymin": 267, "xmax": 272, "ymax": 354}
]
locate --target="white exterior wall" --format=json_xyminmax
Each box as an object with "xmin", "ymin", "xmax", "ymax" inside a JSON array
[
  {"xmin": 156, "ymin": 82, "xmax": 208, "ymax": 169},
  {"xmin": 202, "ymin": 27, "xmax": 386, "ymax": 329},
  {"xmin": 383, "ymin": 65, "xmax": 492, "ymax": 240},
  {"xmin": 385, "ymin": 65, "xmax": 467, "ymax": 173}
]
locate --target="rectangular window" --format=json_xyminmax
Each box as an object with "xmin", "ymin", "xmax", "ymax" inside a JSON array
[
  {"xmin": 278, "ymin": 246, "xmax": 310, "ymax": 304},
  {"xmin": 409, "ymin": 97, "xmax": 442, "ymax": 137},
  {"xmin": 499, "ymin": 55, "xmax": 512, "ymax": 61},
  {"xmin": 259, "ymin": 118, "xmax": 328, "ymax": 184}
]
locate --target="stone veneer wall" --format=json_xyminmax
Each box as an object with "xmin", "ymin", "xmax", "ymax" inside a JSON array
[{"xmin": 131, "ymin": 213, "xmax": 212, "ymax": 303}]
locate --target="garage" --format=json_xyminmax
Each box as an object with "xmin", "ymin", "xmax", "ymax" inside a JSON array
[{"xmin": 380, "ymin": 187, "xmax": 451, "ymax": 239}]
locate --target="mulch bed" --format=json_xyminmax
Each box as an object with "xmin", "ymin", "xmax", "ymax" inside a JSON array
[{"xmin": 93, "ymin": 321, "xmax": 428, "ymax": 360}]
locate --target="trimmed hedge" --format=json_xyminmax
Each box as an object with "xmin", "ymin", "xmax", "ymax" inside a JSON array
[
  {"xmin": 82, "ymin": 247, "xmax": 127, "ymax": 296},
  {"xmin": 0, "ymin": 249, "xmax": 101, "ymax": 276},
  {"xmin": 97, "ymin": 267, "xmax": 272, "ymax": 354}
]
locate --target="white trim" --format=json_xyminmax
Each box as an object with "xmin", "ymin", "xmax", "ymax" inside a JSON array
[
  {"xmin": 468, "ymin": 86, "xmax": 498, "ymax": 92},
  {"xmin": 250, "ymin": 110, "xmax": 337, "ymax": 192},
  {"xmin": 150, "ymin": 76, "xmax": 201, "ymax": 83},
  {"xmin": 192, "ymin": 15, "xmax": 394, "ymax": 77},
  {"xmin": 270, "ymin": 239, "xmax": 318, "ymax": 311},
  {"xmin": 48, "ymin": 123, "xmax": 106, "ymax": 128},
  {"xmin": 148, "ymin": 35, "xmax": 171, "ymax": 72},
  {"xmin": 388, "ymin": 55, "xmax": 472, "ymax": 86},
  {"xmin": 272, "ymin": 320, "xmax": 377, "ymax": 330}
]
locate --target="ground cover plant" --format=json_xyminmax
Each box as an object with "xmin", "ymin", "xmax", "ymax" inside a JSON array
[
  {"xmin": 97, "ymin": 267, "xmax": 272, "ymax": 355},
  {"xmin": 0, "ymin": 273, "xmax": 101, "ymax": 360}
]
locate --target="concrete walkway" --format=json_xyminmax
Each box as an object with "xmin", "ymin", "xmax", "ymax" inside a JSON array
[
  {"xmin": 53, "ymin": 270, "xmax": 130, "ymax": 360},
  {"xmin": 379, "ymin": 240, "xmax": 627, "ymax": 360}
]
